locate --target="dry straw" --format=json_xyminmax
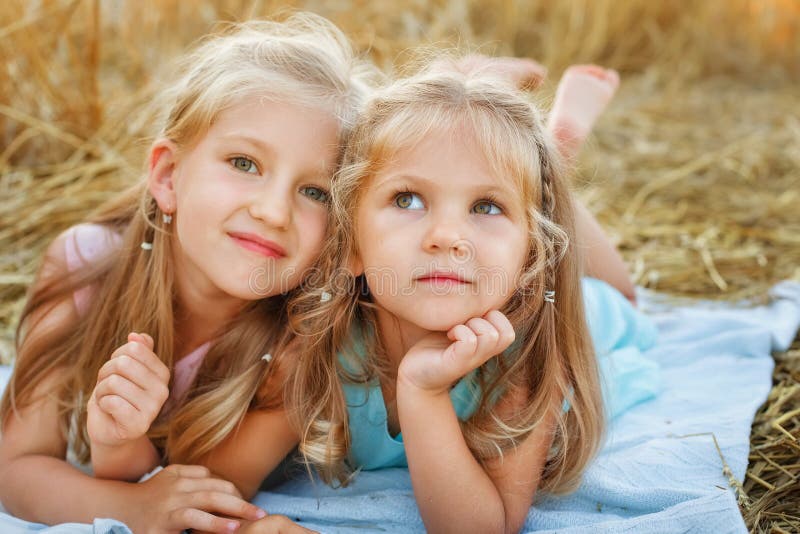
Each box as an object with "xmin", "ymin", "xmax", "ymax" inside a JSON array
[{"xmin": 1, "ymin": 0, "xmax": 798, "ymax": 531}]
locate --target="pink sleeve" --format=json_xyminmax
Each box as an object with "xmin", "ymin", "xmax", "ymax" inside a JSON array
[{"xmin": 62, "ymin": 224, "xmax": 123, "ymax": 316}]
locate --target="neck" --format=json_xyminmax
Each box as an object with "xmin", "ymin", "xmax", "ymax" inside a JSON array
[
  {"xmin": 374, "ymin": 306, "xmax": 432, "ymax": 372},
  {"xmin": 173, "ymin": 297, "xmax": 244, "ymax": 355},
  {"xmin": 171, "ymin": 254, "xmax": 248, "ymax": 356}
]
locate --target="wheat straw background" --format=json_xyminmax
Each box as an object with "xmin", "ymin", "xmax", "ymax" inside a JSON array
[{"xmin": 1, "ymin": 1, "xmax": 798, "ymax": 531}]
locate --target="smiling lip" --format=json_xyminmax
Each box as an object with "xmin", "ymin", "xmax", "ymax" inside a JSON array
[
  {"xmin": 416, "ymin": 271, "xmax": 471, "ymax": 284},
  {"xmin": 228, "ymin": 232, "xmax": 286, "ymax": 259}
]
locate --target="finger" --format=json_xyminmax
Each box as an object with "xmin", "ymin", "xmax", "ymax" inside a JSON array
[
  {"xmin": 97, "ymin": 355, "xmax": 169, "ymax": 410},
  {"xmin": 482, "ymin": 310, "xmax": 516, "ymax": 352},
  {"xmin": 185, "ymin": 475, "xmax": 245, "ymax": 499},
  {"xmin": 169, "ymin": 507, "xmax": 241, "ymax": 534},
  {"xmin": 94, "ymin": 374, "xmax": 149, "ymax": 413},
  {"xmin": 129, "ymin": 331, "xmax": 155, "ymax": 350},
  {"xmin": 250, "ymin": 515, "xmax": 317, "ymax": 533},
  {"xmin": 188, "ymin": 491, "xmax": 267, "ymax": 522},
  {"xmin": 98, "ymin": 353, "xmax": 167, "ymax": 398},
  {"xmin": 165, "ymin": 464, "xmax": 212, "ymax": 478},
  {"xmin": 97, "ymin": 393, "xmax": 139, "ymax": 425},
  {"xmin": 464, "ymin": 317, "xmax": 502, "ymax": 363},
  {"xmin": 111, "ymin": 340, "xmax": 170, "ymax": 383},
  {"xmin": 445, "ymin": 324, "xmax": 478, "ymax": 363}
]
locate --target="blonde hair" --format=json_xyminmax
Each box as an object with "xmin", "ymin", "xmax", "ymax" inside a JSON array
[
  {"xmin": 287, "ymin": 57, "xmax": 604, "ymax": 493},
  {"xmin": 1, "ymin": 12, "xmax": 376, "ymax": 466}
]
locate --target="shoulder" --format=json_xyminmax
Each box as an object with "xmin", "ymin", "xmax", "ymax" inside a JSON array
[
  {"xmin": 60, "ymin": 223, "xmax": 123, "ymax": 274},
  {"xmin": 47, "ymin": 223, "xmax": 123, "ymax": 317}
]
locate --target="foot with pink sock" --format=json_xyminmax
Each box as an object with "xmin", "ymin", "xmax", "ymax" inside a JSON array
[{"xmin": 548, "ymin": 65, "xmax": 620, "ymax": 160}]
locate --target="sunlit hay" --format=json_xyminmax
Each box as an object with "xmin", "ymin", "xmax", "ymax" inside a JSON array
[{"xmin": 1, "ymin": 1, "xmax": 798, "ymax": 531}]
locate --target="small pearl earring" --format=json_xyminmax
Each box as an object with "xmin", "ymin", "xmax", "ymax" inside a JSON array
[{"xmin": 162, "ymin": 213, "xmax": 173, "ymax": 224}]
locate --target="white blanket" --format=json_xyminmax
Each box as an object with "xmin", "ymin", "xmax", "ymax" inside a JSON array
[{"xmin": 1, "ymin": 281, "xmax": 798, "ymax": 533}]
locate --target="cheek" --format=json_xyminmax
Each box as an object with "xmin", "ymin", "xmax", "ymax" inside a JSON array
[
  {"xmin": 177, "ymin": 172, "xmax": 241, "ymax": 219},
  {"xmin": 296, "ymin": 208, "xmax": 328, "ymax": 257}
]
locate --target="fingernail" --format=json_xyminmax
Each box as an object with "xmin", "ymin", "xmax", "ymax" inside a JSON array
[
  {"xmin": 227, "ymin": 521, "xmax": 239, "ymax": 532},
  {"xmin": 255, "ymin": 508, "xmax": 267, "ymax": 518}
]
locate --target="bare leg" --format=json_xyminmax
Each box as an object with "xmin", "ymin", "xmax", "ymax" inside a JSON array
[
  {"xmin": 548, "ymin": 65, "xmax": 636, "ymax": 304},
  {"xmin": 548, "ymin": 65, "xmax": 620, "ymax": 162}
]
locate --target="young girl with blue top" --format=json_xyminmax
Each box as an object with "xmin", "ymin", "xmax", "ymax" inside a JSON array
[{"xmin": 274, "ymin": 58, "xmax": 653, "ymax": 532}]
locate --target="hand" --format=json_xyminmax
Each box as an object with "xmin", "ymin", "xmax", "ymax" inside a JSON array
[
  {"xmin": 123, "ymin": 464, "xmax": 267, "ymax": 534},
  {"xmin": 453, "ymin": 54, "xmax": 547, "ymax": 90},
  {"xmin": 236, "ymin": 514, "xmax": 318, "ymax": 534},
  {"xmin": 87, "ymin": 332, "xmax": 170, "ymax": 447},
  {"xmin": 397, "ymin": 310, "xmax": 516, "ymax": 395}
]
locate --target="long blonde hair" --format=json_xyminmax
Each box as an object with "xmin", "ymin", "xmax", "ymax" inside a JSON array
[
  {"xmin": 287, "ymin": 58, "xmax": 604, "ymax": 494},
  {"xmin": 1, "ymin": 12, "xmax": 376, "ymax": 465}
]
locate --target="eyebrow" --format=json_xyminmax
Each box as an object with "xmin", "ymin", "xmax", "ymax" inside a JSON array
[{"xmin": 218, "ymin": 134, "xmax": 276, "ymax": 157}]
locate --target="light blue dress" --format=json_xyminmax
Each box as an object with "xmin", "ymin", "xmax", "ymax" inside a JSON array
[{"xmin": 342, "ymin": 277, "xmax": 660, "ymax": 470}]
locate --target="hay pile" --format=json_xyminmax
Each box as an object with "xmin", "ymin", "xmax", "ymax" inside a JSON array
[{"xmin": 1, "ymin": 1, "xmax": 798, "ymax": 531}]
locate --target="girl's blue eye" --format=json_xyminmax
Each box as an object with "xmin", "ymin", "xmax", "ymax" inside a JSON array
[
  {"xmin": 301, "ymin": 186, "xmax": 329, "ymax": 203},
  {"xmin": 230, "ymin": 157, "xmax": 258, "ymax": 174},
  {"xmin": 394, "ymin": 192, "xmax": 424, "ymax": 210},
  {"xmin": 472, "ymin": 201, "xmax": 502, "ymax": 215}
]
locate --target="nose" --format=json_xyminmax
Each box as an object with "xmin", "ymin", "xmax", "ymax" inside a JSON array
[
  {"xmin": 248, "ymin": 179, "xmax": 292, "ymax": 231},
  {"xmin": 421, "ymin": 211, "xmax": 469, "ymax": 259}
]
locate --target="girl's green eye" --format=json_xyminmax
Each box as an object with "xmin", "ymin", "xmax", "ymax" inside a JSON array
[
  {"xmin": 231, "ymin": 157, "xmax": 257, "ymax": 174},
  {"xmin": 472, "ymin": 201, "xmax": 502, "ymax": 215},
  {"xmin": 394, "ymin": 192, "xmax": 424, "ymax": 210},
  {"xmin": 301, "ymin": 186, "xmax": 329, "ymax": 203}
]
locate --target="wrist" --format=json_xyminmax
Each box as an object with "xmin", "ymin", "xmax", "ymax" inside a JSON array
[
  {"xmin": 396, "ymin": 374, "xmax": 451, "ymax": 402},
  {"xmin": 91, "ymin": 436, "xmax": 160, "ymax": 481},
  {"xmin": 90, "ymin": 433, "xmax": 144, "ymax": 452}
]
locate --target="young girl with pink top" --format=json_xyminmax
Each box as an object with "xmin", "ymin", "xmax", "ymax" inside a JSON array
[{"xmin": 0, "ymin": 13, "xmax": 373, "ymax": 533}]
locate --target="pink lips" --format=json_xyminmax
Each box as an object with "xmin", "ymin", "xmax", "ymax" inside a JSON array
[
  {"xmin": 416, "ymin": 271, "xmax": 470, "ymax": 285},
  {"xmin": 229, "ymin": 232, "xmax": 286, "ymax": 259}
]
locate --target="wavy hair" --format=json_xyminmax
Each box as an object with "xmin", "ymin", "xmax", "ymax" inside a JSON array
[
  {"xmin": 1, "ymin": 12, "xmax": 377, "ymax": 466},
  {"xmin": 288, "ymin": 57, "xmax": 604, "ymax": 494}
]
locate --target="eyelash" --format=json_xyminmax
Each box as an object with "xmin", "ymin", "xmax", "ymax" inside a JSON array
[
  {"xmin": 229, "ymin": 156, "xmax": 329, "ymax": 204},
  {"xmin": 474, "ymin": 194, "xmax": 504, "ymax": 215},
  {"xmin": 391, "ymin": 189, "xmax": 504, "ymax": 214},
  {"xmin": 229, "ymin": 156, "xmax": 259, "ymax": 174},
  {"xmin": 301, "ymin": 186, "xmax": 330, "ymax": 204},
  {"xmin": 392, "ymin": 188, "xmax": 419, "ymax": 207}
]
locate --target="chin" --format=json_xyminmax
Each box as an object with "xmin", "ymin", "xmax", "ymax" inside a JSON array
[{"xmin": 406, "ymin": 307, "xmax": 477, "ymax": 332}]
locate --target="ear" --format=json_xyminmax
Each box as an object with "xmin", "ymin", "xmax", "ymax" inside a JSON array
[
  {"xmin": 147, "ymin": 139, "xmax": 179, "ymax": 214},
  {"xmin": 348, "ymin": 251, "xmax": 364, "ymax": 278}
]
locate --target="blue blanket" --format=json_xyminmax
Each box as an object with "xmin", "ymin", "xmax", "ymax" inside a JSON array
[{"xmin": 1, "ymin": 281, "xmax": 798, "ymax": 533}]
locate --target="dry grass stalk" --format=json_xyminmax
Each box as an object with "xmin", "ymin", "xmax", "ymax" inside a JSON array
[{"xmin": 1, "ymin": 1, "xmax": 798, "ymax": 532}]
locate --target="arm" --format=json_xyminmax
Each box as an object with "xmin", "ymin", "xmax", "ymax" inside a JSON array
[
  {"xmin": 199, "ymin": 361, "xmax": 300, "ymax": 500},
  {"xmin": 0, "ymin": 371, "xmax": 136, "ymax": 524},
  {"xmin": 0, "ymin": 234, "xmax": 262, "ymax": 531},
  {"xmin": 89, "ymin": 435, "xmax": 160, "ymax": 481},
  {"xmin": 396, "ymin": 311, "xmax": 550, "ymax": 533},
  {"xmin": 0, "ymin": 387, "xmax": 264, "ymax": 531},
  {"xmin": 200, "ymin": 408, "xmax": 299, "ymax": 500},
  {"xmin": 398, "ymin": 380, "xmax": 553, "ymax": 534},
  {"xmin": 88, "ymin": 332, "xmax": 169, "ymax": 481}
]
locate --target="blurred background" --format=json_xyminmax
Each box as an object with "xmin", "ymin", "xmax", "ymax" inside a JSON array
[{"xmin": 1, "ymin": 1, "xmax": 798, "ymax": 531}]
